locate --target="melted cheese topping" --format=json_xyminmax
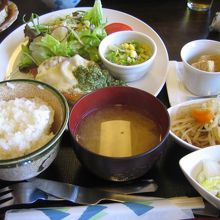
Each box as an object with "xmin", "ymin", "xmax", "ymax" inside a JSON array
[{"xmin": 36, "ymin": 54, "xmax": 92, "ymax": 92}]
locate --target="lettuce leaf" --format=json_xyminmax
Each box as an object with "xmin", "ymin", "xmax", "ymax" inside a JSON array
[
  {"xmin": 19, "ymin": 45, "xmax": 37, "ymax": 70},
  {"xmin": 84, "ymin": 0, "xmax": 104, "ymax": 27},
  {"xmin": 19, "ymin": 0, "xmax": 107, "ymax": 71}
]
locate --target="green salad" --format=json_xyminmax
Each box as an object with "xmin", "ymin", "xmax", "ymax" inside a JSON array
[{"xmin": 19, "ymin": 0, "xmax": 107, "ymax": 72}]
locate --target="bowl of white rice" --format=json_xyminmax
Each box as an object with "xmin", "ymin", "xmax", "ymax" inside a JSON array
[{"xmin": 0, "ymin": 79, "xmax": 69, "ymax": 181}]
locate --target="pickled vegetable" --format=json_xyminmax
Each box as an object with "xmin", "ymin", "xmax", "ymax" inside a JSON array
[{"xmin": 106, "ymin": 40, "xmax": 152, "ymax": 66}]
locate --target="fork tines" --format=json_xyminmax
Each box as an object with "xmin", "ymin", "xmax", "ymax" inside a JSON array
[{"xmin": 0, "ymin": 186, "xmax": 14, "ymax": 208}]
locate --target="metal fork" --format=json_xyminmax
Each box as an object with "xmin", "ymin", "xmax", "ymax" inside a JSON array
[
  {"xmin": 0, "ymin": 179, "xmax": 157, "ymax": 209},
  {"xmin": 0, "ymin": 182, "xmax": 218, "ymax": 217},
  {"xmin": 0, "ymin": 182, "xmax": 60, "ymax": 209}
]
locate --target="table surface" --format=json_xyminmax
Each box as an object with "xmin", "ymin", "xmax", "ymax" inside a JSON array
[{"xmin": 0, "ymin": 0, "xmax": 220, "ymax": 218}]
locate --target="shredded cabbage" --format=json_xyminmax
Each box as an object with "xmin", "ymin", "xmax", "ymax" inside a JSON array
[{"xmin": 197, "ymin": 159, "xmax": 220, "ymax": 198}]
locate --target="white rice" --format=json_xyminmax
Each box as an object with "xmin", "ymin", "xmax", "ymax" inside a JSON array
[{"xmin": 0, "ymin": 97, "xmax": 55, "ymax": 160}]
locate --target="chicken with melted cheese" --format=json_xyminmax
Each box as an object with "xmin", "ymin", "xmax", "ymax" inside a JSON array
[
  {"xmin": 36, "ymin": 55, "xmax": 91, "ymax": 92},
  {"xmin": 36, "ymin": 54, "xmax": 126, "ymax": 102}
]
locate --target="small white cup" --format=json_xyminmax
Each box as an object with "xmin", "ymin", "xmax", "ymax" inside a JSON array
[
  {"xmin": 99, "ymin": 31, "xmax": 157, "ymax": 82},
  {"xmin": 181, "ymin": 39, "xmax": 220, "ymax": 96}
]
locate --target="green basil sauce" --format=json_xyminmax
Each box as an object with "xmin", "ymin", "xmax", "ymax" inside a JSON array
[{"xmin": 73, "ymin": 64, "xmax": 126, "ymax": 92}]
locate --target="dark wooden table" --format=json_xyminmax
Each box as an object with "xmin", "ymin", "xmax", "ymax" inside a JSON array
[{"xmin": 0, "ymin": 0, "xmax": 220, "ymax": 218}]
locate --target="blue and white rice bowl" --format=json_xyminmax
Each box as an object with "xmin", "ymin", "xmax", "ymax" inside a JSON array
[{"xmin": 0, "ymin": 79, "xmax": 69, "ymax": 181}]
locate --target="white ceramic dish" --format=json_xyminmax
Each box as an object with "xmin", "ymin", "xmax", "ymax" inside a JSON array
[
  {"xmin": 168, "ymin": 98, "xmax": 212, "ymax": 151},
  {"xmin": 166, "ymin": 61, "xmax": 217, "ymax": 107},
  {"xmin": 166, "ymin": 61, "xmax": 196, "ymax": 107},
  {"xmin": 0, "ymin": 8, "xmax": 169, "ymax": 96},
  {"xmin": 0, "ymin": 1, "xmax": 19, "ymax": 32},
  {"xmin": 179, "ymin": 145, "xmax": 220, "ymax": 209},
  {"xmin": 99, "ymin": 30, "xmax": 157, "ymax": 82},
  {"xmin": 181, "ymin": 39, "xmax": 220, "ymax": 96}
]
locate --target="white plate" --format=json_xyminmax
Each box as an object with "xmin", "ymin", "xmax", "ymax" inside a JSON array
[
  {"xmin": 0, "ymin": 8, "xmax": 169, "ymax": 96},
  {"xmin": 166, "ymin": 61, "xmax": 188, "ymax": 107},
  {"xmin": 166, "ymin": 61, "xmax": 209, "ymax": 107},
  {"xmin": 179, "ymin": 145, "xmax": 220, "ymax": 209}
]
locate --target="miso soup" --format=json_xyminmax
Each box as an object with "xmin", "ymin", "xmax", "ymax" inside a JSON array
[{"xmin": 76, "ymin": 104, "xmax": 161, "ymax": 157}]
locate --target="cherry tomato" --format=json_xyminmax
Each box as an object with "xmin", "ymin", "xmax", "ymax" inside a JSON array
[{"xmin": 105, "ymin": 23, "xmax": 133, "ymax": 35}]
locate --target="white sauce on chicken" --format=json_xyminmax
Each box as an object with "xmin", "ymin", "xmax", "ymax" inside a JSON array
[{"xmin": 36, "ymin": 54, "xmax": 92, "ymax": 91}]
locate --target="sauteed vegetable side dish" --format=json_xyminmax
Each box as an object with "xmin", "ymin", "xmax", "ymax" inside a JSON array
[{"xmin": 171, "ymin": 98, "xmax": 220, "ymax": 148}]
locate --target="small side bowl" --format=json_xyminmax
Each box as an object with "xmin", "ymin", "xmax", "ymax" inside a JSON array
[
  {"xmin": 181, "ymin": 39, "xmax": 220, "ymax": 96},
  {"xmin": 0, "ymin": 79, "xmax": 69, "ymax": 181},
  {"xmin": 179, "ymin": 145, "xmax": 220, "ymax": 209},
  {"xmin": 68, "ymin": 86, "xmax": 169, "ymax": 181},
  {"xmin": 99, "ymin": 31, "xmax": 157, "ymax": 82},
  {"xmin": 168, "ymin": 98, "xmax": 214, "ymax": 151}
]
